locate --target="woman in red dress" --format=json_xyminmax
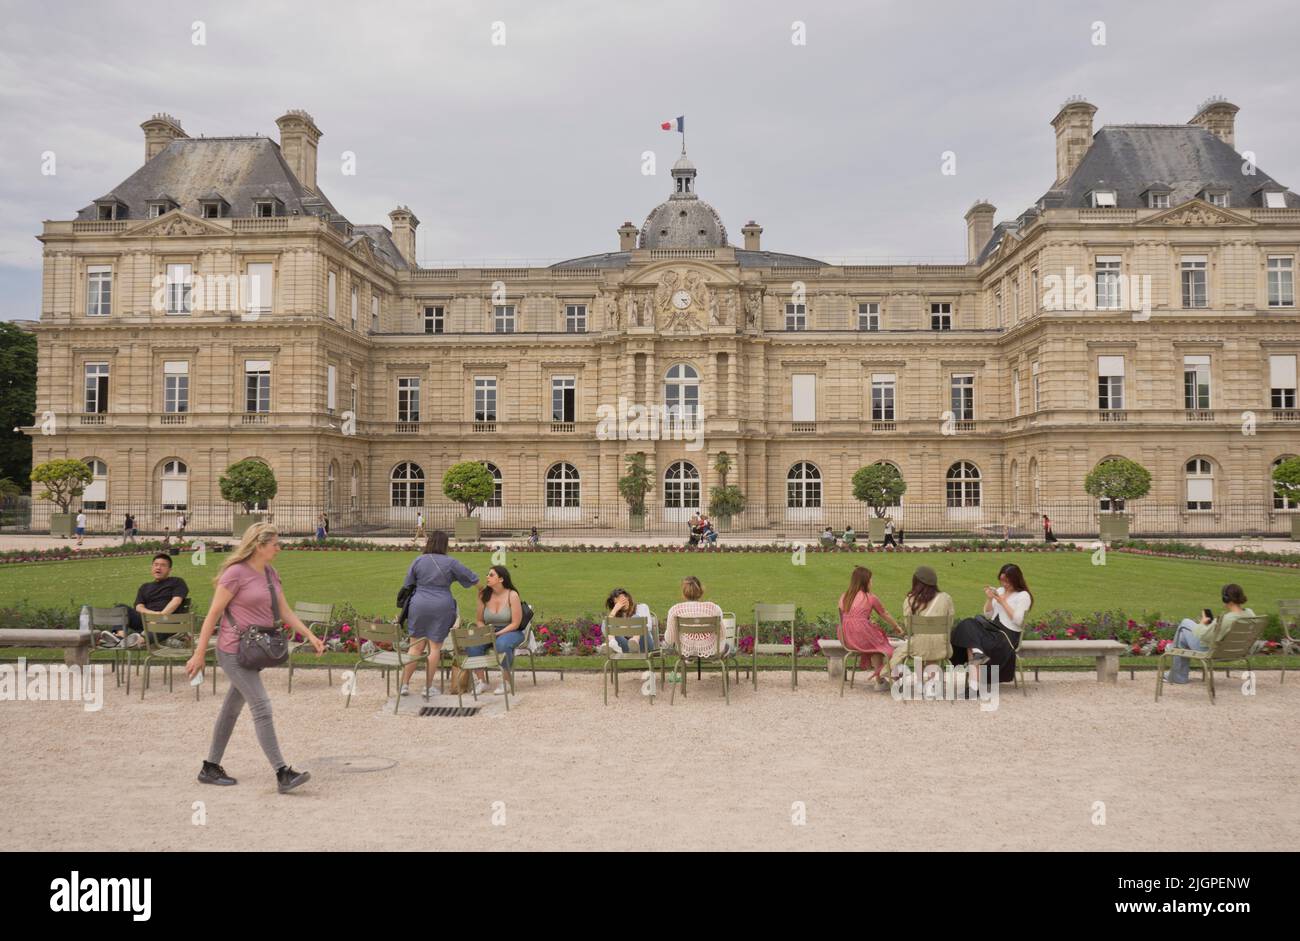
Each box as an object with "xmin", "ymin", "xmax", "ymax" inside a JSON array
[{"xmin": 836, "ymin": 566, "xmax": 901, "ymax": 686}]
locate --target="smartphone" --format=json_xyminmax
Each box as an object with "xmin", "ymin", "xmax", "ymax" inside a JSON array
[
  {"xmin": 190, "ymin": 670, "xmax": 204, "ymax": 687},
  {"xmin": 1202, "ymin": 608, "xmax": 1213, "ymax": 623}
]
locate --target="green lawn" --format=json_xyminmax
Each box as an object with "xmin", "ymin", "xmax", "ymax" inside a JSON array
[{"xmin": 1, "ymin": 547, "xmax": 1295, "ymax": 626}]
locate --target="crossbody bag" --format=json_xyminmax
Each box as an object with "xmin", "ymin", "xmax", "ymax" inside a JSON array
[{"xmin": 227, "ymin": 567, "xmax": 289, "ymax": 670}]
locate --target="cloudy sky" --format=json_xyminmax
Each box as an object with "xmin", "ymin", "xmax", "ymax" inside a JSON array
[{"xmin": 1, "ymin": 0, "xmax": 1297, "ymax": 319}]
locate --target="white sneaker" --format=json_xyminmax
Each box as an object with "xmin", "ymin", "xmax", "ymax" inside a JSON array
[
  {"xmin": 473, "ymin": 680, "xmax": 489, "ymax": 695},
  {"xmin": 493, "ymin": 684, "xmax": 506, "ymax": 695},
  {"xmin": 399, "ymin": 684, "xmax": 410, "ymax": 697}
]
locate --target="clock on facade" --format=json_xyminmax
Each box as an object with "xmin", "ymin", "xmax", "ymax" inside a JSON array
[{"xmin": 671, "ymin": 289, "xmax": 692, "ymax": 310}]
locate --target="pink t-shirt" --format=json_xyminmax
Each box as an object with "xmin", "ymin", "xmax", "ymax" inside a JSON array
[{"xmin": 216, "ymin": 562, "xmax": 283, "ymax": 654}]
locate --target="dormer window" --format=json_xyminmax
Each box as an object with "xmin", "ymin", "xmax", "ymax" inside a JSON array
[
  {"xmin": 146, "ymin": 196, "xmax": 178, "ymax": 219},
  {"xmin": 1140, "ymin": 184, "xmax": 1172, "ymax": 210},
  {"xmin": 202, "ymin": 202, "xmax": 222, "ymax": 218},
  {"xmin": 1200, "ymin": 187, "xmax": 1229, "ymax": 208},
  {"xmin": 198, "ymin": 194, "xmax": 230, "ymax": 219},
  {"xmin": 1264, "ymin": 192, "xmax": 1287, "ymax": 209},
  {"xmin": 1089, "ymin": 189, "xmax": 1117, "ymax": 208},
  {"xmin": 253, "ymin": 195, "xmax": 284, "ymax": 218},
  {"xmin": 1149, "ymin": 193, "xmax": 1168, "ymax": 208},
  {"xmin": 94, "ymin": 197, "xmax": 127, "ymax": 221}
]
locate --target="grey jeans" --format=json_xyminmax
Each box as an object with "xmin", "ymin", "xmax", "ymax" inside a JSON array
[{"xmin": 207, "ymin": 649, "xmax": 285, "ymax": 770}]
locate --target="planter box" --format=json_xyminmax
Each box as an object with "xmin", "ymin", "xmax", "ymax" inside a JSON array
[
  {"xmin": 454, "ymin": 517, "xmax": 480, "ymax": 541},
  {"xmin": 232, "ymin": 514, "xmax": 258, "ymax": 538},
  {"xmin": 1291, "ymin": 515, "xmax": 1300, "ymax": 540},
  {"xmin": 628, "ymin": 514, "xmax": 645, "ymax": 532},
  {"xmin": 49, "ymin": 513, "xmax": 74, "ymax": 537},
  {"xmin": 715, "ymin": 515, "xmax": 731, "ymax": 533},
  {"xmin": 868, "ymin": 518, "xmax": 887, "ymax": 542},
  {"xmin": 1098, "ymin": 515, "xmax": 1129, "ymax": 541}
]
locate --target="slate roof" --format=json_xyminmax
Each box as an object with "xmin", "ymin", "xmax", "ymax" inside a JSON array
[
  {"xmin": 352, "ymin": 225, "xmax": 408, "ymax": 269},
  {"xmin": 548, "ymin": 249, "xmax": 827, "ymax": 269}
]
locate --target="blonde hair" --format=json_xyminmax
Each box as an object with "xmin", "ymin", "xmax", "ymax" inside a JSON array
[
  {"xmin": 214, "ymin": 521, "xmax": 279, "ymax": 585},
  {"xmin": 681, "ymin": 576, "xmax": 703, "ymax": 601}
]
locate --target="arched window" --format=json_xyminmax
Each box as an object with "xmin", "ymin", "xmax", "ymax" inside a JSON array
[
  {"xmin": 663, "ymin": 461, "xmax": 701, "ymax": 509},
  {"xmin": 326, "ymin": 461, "xmax": 338, "ymax": 511},
  {"xmin": 1274, "ymin": 456, "xmax": 1298, "ymax": 510},
  {"xmin": 1185, "ymin": 458, "xmax": 1213, "ymax": 511},
  {"xmin": 390, "ymin": 462, "xmax": 425, "ymax": 507},
  {"xmin": 664, "ymin": 364, "xmax": 700, "ymax": 424},
  {"xmin": 350, "ymin": 462, "xmax": 360, "ymax": 509},
  {"xmin": 82, "ymin": 458, "xmax": 108, "ymax": 510},
  {"xmin": 787, "ymin": 462, "xmax": 822, "ymax": 508},
  {"xmin": 946, "ymin": 461, "xmax": 981, "ymax": 508},
  {"xmin": 161, "ymin": 459, "xmax": 188, "ymax": 511},
  {"xmin": 482, "ymin": 462, "xmax": 503, "ymax": 508},
  {"xmin": 545, "ymin": 462, "xmax": 580, "ymax": 508}
]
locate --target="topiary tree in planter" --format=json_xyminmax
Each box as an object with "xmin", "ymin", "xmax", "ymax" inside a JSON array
[
  {"xmin": 220, "ymin": 459, "xmax": 278, "ymax": 536},
  {"xmin": 443, "ymin": 461, "xmax": 494, "ymax": 540},
  {"xmin": 1272, "ymin": 456, "xmax": 1300, "ymax": 539},
  {"xmin": 852, "ymin": 462, "xmax": 907, "ymax": 540},
  {"xmin": 618, "ymin": 452, "xmax": 653, "ymax": 531},
  {"xmin": 707, "ymin": 451, "xmax": 745, "ymax": 530},
  {"xmin": 1084, "ymin": 457, "xmax": 1151, "ymax": 540},
  {"xmin": 31, "ymin": 459, "xmax": 92, "ymax": 536}
]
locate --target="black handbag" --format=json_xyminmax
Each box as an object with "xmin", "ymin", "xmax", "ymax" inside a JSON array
[
  {"xmin": 231, "ymin": 567, "xmax": 289, "ymax": 670},
  {"xmin": 397, "ymin": 583, "xmax": 414, "ymax": 627}
]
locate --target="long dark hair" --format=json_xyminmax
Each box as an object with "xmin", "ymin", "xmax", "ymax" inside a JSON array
[
  {"xmin": 605, "ymin": 588, "xmax": 636, "ymax": 612},
  {"xmin": 998, "ymin": 563, "xmax": 1032, "ymax": 609},
  {"xmin": 840, "ymin": 566, "xmax": 873, "ymax": 614},
  {"xmin": 906, "ymin": 576, "xmax": 938, "ymax": 614},
  {"xmin": 480, "ymin": 564, "xmax": 517, "ymax": 604},
  {"xmin": 423, "ymin": 530, "xmax": 449, "ymax": 555}
]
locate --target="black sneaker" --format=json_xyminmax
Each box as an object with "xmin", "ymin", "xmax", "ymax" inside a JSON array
[
  {"xmin": 276, "ymin": 765, "xmax": 311, "ymax": 794},
  {"xmin": 197, "ymin": 761, "xmax": 237, "ymax": 786}
]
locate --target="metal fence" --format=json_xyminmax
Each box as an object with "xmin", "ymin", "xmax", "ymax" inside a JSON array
[{"xmin": 2, "ymin": 497, "xmax": 1296, "ymax": 539}]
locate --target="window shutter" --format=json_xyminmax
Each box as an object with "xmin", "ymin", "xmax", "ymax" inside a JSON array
[
  {"xmin": 792, "ymin": 374, "xmax": 816, "ymax": 421},
  {"xmin": 1270, "ymin": 355, "xmax": 1297, "ymax": 387}
]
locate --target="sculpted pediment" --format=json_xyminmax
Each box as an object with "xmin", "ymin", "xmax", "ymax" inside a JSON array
[
  {"xmin": 1138, "ymin": 199, "xmax": 1255, "ymax": 227},
  {"xmin": 126, "ymin": 211, "xmax": 229, "ymax": 237}
]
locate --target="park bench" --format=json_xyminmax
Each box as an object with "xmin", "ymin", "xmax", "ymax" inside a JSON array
[
  {"xmin": 1017, "ymin": 639, "xmax": 1127, "ymax": 684},
  {"xmin": 0, "ymin": 628, "xmax": 94, "ymax": 667}
]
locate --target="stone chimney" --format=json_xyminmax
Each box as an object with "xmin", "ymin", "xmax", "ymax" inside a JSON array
[
  {"xmin": 1050, "ymin": 97, "xmax": 1097, "ymax": 185},
  {"xmin": 742, "ymin": 220, "xmax": 763, "ymax": 251},
  {"xmin": 1189, "ymin": 97, "xmax": 1239, "ymax": 149},
  {"xmin": 276, "ymin": 109, "xmax": 323, "ymax": 194},
  {"xmin": 388, "ymin": 207, "xmax": 419, "ymax": 265},
  {"xmin": 965, "ymin": 200, "xmax": 996, "ymax": 263},
  {"xmin": 141, "ymin": 113, "xmax": 187, "ymax": 163},
  {"xmin": 618, "ymin": 221, "xmax": 638, "ymax": 251}
]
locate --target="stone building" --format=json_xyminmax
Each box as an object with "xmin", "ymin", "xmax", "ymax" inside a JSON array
[{"xmin": 23, "ymin": 100, "xmax": 1300, "ymax": 534}]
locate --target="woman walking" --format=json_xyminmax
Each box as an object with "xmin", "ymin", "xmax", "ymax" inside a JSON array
[
  {"xmin": 185, "ymin": 522, "xmax": 324, "ymax": 793},
  {"xmin": 467, "ymin": 565, "xmax": 525, "ymax": 694},
  {"xmin": 1042, "ymin": 514, "xmax": 1057, "ymax": 543},
  {"xmin": 837, "ymin": 566, "xmax": 901, "ymax": 687},
  {"xmin": 399, "ymin": 530, "xmax": 479, "ymax": 698},
  {"xmin": 950, "ymin": 562, "xmax": 1033, "ymax": 685}
]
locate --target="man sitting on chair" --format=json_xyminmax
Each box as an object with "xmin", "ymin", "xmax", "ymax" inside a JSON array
[{"xmin": 103, "ymin": 553, "xmax": 190, "ymax": 647}]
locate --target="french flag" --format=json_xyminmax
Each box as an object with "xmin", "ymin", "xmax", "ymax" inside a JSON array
[{"xmin": 660, "ymin": 116, "xmax": 685, "ymax": 132}]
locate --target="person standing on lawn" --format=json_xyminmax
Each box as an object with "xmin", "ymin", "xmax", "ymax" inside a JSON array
[{"xmin": 399, "ymin": 530, "xmax": 479, "ymax": 698}]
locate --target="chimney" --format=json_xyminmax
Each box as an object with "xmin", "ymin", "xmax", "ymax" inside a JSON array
[
  {"xmin": 275, "ymin": 109, "xmax": 323, "ymax": 194},
  {"xmin": 141, "ymin": 113, "xmax": 187, "ymax": 163},
  {"xmin": 1190, "ymin": 97, "xmax": 1239, "ymax": 149},
  {"xmin": 965, "ymin": 200, "xmax": 996, "ymax": 263},
  {"xmin": 1050, "ymin": 97, "xmax": 1097, "ymax": 185},
  {"xmin": 618, "ymin": 221, "xmax": 638, "ymax": 252},
  {"xmin": 742, "ymin": 220, "xmax": 763, "ymax": 251},
  {"xmin": 388, "ymin": 207, "xmax": 419, "ymax": 265}
]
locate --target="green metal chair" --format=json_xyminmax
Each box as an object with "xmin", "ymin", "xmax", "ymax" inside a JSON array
[
  {"xmin": 90, "ymin": 606, "xmax": 131, "ymax": 688},
  {"xmin": 1278, "ymin": 600, "xmax": 1300, "ymax": 683},
  {"xmin": 139, "ymin": 611, "xmax": 206, "ymax": 700},
  {"xmin": 893, "ymin": 612, "xmax": 956, "ymax": 702},
  {"xmin": 748, "ymin": 603, "xmax": 798, "ymax": 690},
  {"xmin": 668, "ymin": 615, "xmax": 730, "ymax": 705},
  {"xmin": 287, "ymin": 601, "xmax": 335, "ymax": 692},
  {"xmin": 601, "ymin": 615, "xmax": 666, "ymax": 705},
  {"xmin": 448, "ymin": 620, "xmax": 510, "ymax": 712},
  {"xmin": 508, "ymin": 616, "xmax": 563, "ymax": 692},
  {"xmin": 1155, "ymin": 615, "xmax": 1269, "ymax": 703},
  {"xmin": 345, "ymin": 618, "xmax": 428, "ymax": 714}
]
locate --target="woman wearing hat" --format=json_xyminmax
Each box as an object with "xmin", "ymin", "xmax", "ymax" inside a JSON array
[
  {"xmin": 950, "ymin": 563, "xmax": 1032, "ymax": 684},
  {"xmin": 888, "ymin": 565, "xmax": 955, "ymax": 677}
]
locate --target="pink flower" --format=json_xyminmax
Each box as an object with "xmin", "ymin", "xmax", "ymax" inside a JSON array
[{"xmin": 341, "ymin": 625, "xmax": 351, "ymax": 633}]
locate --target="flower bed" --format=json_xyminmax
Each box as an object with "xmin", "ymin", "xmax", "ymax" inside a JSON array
[{"xmin": 0, "ymin": 540, "xmax": 232, "ymax": 565}]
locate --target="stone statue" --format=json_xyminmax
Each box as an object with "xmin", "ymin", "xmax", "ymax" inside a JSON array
[
  {"xmin": 640, "ymin": 294, "xmax": 654, "ymax": 328},
  {"xmin": 708, "ymin": 292, "xmax": 721, "ymax": 326},
  {"xmin": 744, "ymin": 291, "xmax": 761, "ymax": 327}
]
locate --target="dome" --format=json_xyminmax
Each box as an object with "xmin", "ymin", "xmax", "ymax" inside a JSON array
[{"xmin": 638, "ymin": 148, "xmax": 728, "ymax": 249}]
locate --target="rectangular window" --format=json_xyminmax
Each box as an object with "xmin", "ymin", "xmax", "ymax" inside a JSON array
[
  {"xmin": 86, "ymin": 265, "xmax": 112, "ymax": 317},
  {"xmin": 565, "ymin": 304, "xmax": 587, "ymax": 333},
  {"xmin": 784, "ymin": 303, "xmax": 806, "ymax": 331},
  {"xmin": 995, "ymin": 291, "xmax": 1003, "ymax": 326},
  {"xmin": 165, "ymin": 263, "xmax": 192, "ymax": 314},
  {"xmin": 371, "ymin": 295, "xmax": 379, "ymax": 332},
  {"xmin": 1013, "ymin": 370, "xmax": 1021, "ymax": 417},
  {"xmin": 1030, "ymin": 268, "xmax": 1039, "ymax": 312},
  {"xmin": 1183, "ymin": 355, "xmax": 1211, "ymax": 410},
  {"xmin": 474, "ymin": 377, "xmax": 497, "ymax": 421},
  {"xmin": 423, "ymin": 305, "xmax": 445, "ymax": 334},
  {"xmin": 1031, "ymin": 360, "xmax": 1041, "ymax": 411},
  {"xmin": 246, "ymin": 262, "xmax": 273, "ymax": 316},
  {"xmin": 1268, "ymin": 256, "xmax": 1295, "ymax": 307},
  {"xmin": 326, "ymin": 364, "xmax": 337, "ymax": 413},
  {"xmin": 255, "ymin": 202, "xmax": 274, "ymax": 218},
  {"xmin": 1091, "ymin": 190, "xmax": 1117, "ymax": 208},
  {"xmin": 792, "ymin": 374, "xmax": 816, "ymax": 422},
  {"xmin": 870, "ymin": 373, "xmax": 895, "ymax": 421},
  {"xmin": 397, "ymin": 377, "xmax": 421, "ymax": 422},
  {"xmin": 351, "ymin": 287, "xmax": 358, "ymax": 329},
  {"xmin": 930, "ymin": 302, "xmax": 952, "ymax": 330},
  {"xmin": 949, "ymin": 374, "xmax": 974, "ymax": 420},
  {"xmin": 244, "ymin": 360, "xmax": 271, "ymax": 413},
  {"xmin": 1207, "ymin": 191, "xmax": 1229, "ymax": 208},
  {"xmin": 327, "ymin": 271, "xmax": 337, "ymax": 319},
  {"xmin": 1264, "ymin": 191, "xmax": 1287, "ymax": 209},
  {"xmin": 84, "ymin": 363, "xmax": 109, "ymax": 413},
  {"xmin": 551, "ymin": 376, "xmax": 575, "ymax": 422},
  {"xmin": 1011, "ymin": 278, "xmax": 1019, "ymax": 322},
  {"xmin": 148, "ymin": 203, "xmax": 166, "ymax": 219},
  {"xmin": 163, "ymin": 360, "xmax": 189, "ymax": 414},
  {"xmin": 1270, "ymin": 354, "xmax": 1298, "ymax": 409},
  {"xmin": 1180, "ymin": 255, "xmax": 1208, "ymax": 308},
  {"xmin": 1097, "ymin": 355, "xmax": 1125, "ymax": 410},
  {"xmin": 495, "ymin": 305, "xmax": 516, "ymax": 333},
  {"xmin": 857, "ymin": 302, "xmax": 879, "ymax": 331},
  {"xmin": 350, "ymin": 375, "xmax": 357, "ymax": 415},
  {"xmin": 1095, "ymin": 256, "xmax": 1122, "ymax": 310},
  {"xmin": 1149, "ymin": 193, "xmax": 1169, "ymax": 209}
]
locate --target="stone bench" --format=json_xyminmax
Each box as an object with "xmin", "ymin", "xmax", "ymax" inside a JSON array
[
  {"xmin": 0, "ymin": 628, "xmax": 93, "ymax": 667},
  {"xmin": 1018, "ymin": 639, "xmax": 1127, "ymax": 684}
]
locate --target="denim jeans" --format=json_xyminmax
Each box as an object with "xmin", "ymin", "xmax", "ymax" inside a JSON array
[
  {"xmin": 1166, "ymin": 619, "xmax": 1208, "ymax": 683},
  {"xmin": 467, "ymin": 630, "xmax": 524, "ymax": 672}
]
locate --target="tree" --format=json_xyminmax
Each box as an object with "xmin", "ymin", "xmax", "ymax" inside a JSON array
[
  {"xmin": 707, "ymin": 451, "xmax": 746, "ymax": 519},
  {"xmin": 219, "ymin": 459, "xmax": 278, "ymax": 512},
  {"xmin": 30, "ymin": 459, "xmax": 92, "ymax": 514},
  {"xmin": 618, "ymin": 452, "xmax": 653, "ymax": 517},
  {"xmin": 0, "ymin": 477, "xmax": 21, "ymax": 500},
  {"xmin": 0, "ymin": 322, "xmax": 36, "ymax": 486},
  {"xmin": 851, "ymin": 462, "xmax": 907, "ymax": 519},
  {"xmin": 442, "ymin": 461, "xmax": 494, "ymax": 517},
  {"xmin": 1084, "ymin": 457, "xmax": 1152, "ymax": 511},
  {"xmin": 713, "ymin": 451, "xmax": 733, "ymax": 488},
  {"xmin": 1273, "ymin": 457, "xmax": 1300, "ymax": 506}
]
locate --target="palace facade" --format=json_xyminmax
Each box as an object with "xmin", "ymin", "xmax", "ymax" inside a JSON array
[{"xmin": 24, "ymin": 100, "xmax": 1300, "ymax": 533}]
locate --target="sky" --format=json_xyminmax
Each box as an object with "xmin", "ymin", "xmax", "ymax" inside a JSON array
[{"xmin": 1, "ymin": 0, "xmax": 1298, "ymax": 320}]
